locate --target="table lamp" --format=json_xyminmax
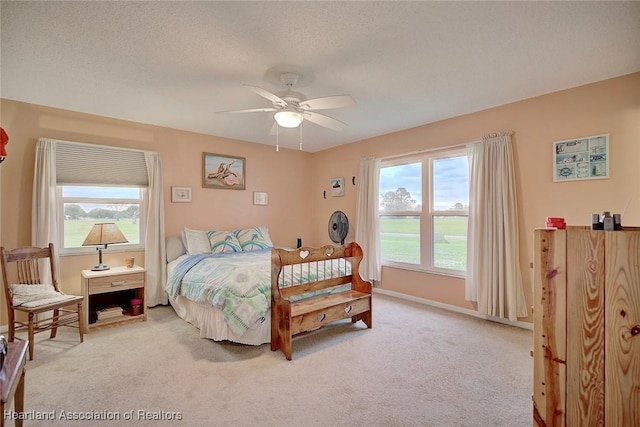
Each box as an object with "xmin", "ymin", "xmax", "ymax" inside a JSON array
[{"xmin": 82, "ymin": 222, "xmax": 129, "ymax": 271}]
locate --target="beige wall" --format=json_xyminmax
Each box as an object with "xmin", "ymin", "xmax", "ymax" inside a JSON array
[
  {"xmin": 0, "ymin": 101, "xmax": 312, "ymax": 326},
  {"xmin": 309, "ymin": 72, "xmax": 640, "ymax": 323},
  {"xmin": 1, "ymin": 72, "xmax": 639, "ymax": 327}
]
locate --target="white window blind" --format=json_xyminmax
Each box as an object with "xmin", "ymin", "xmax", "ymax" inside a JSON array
[{"xmin": 55, "ymin": 141, "xmax": 148, "ymax": 186}]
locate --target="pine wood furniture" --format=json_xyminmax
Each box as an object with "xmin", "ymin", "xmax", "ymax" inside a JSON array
[
  {"xmin": 82, "ymin": 265, "xmax": 146, "ymax": 331},
  {"xmin": 1, "ymin": 244, "xmax": 84, "ymax": 360},
  {"xmin": 533, "ymin": 226, "xmax": 640, "ymax": 426},
  {"xmin": 270, "ymin": 242, "xmax": 372, "ymax": 360},
  {"xmin": 0, "ymin": 341, "xmax": 28, "ymax": 427}
]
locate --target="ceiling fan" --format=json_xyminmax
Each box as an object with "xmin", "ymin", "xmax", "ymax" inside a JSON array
[{"xmin": 216, "ymin": 72, "xmax": 355, "ymax": 133}]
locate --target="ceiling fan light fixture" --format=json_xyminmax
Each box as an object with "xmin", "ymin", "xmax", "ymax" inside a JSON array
[{"xmin": 274, "ymin": 109, "xmax": 303, "ymax": 128}]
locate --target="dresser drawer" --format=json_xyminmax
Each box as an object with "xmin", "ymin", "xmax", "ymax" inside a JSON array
[
  {"xmin": 88, "ymin": 272, "xmax": 145, "ymax": 295},
  {"xmin": 291, "ymin": 297, "xmax": 370, "ymax": 335}
]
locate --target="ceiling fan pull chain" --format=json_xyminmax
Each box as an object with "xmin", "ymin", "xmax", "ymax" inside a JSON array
[
  {"xmin": 276, "ymin": 123, "xmax": 280, "ymax": 152},
  {"xmin": 299, "ymin": 123, "xmax": 303, "ymax": 151}
]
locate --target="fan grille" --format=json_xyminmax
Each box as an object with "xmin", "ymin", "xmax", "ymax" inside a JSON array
[{"xmin": 328, "ymin": 211, "xmax": 349, "ymax": 245}]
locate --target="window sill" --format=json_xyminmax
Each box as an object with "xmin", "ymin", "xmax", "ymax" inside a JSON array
[
  {"xmin": 60, "ymin": 246, "xmax": 144, "ymax": 257},
  {"xmin": 381, "ymin": 262, "xmax": 466, "ymax": 279}
]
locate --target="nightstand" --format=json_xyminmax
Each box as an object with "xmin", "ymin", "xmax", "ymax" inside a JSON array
[{"xmin": 81, "ymin": 265, "xmax": 146, "ymax": 331}]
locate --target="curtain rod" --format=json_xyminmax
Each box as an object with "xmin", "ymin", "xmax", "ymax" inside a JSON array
[
  {"xmin": 377, "ymin": 139, "xmax": 479, "ymax": 161},
  {"xmin": 38, "ymin": 137, "xmax": 155, "ymax": 155}
]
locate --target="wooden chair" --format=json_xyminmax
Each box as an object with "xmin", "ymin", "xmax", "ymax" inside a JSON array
[{"xmin": 1, "ymin": 243, "xmax": 84, "ymax": 360}]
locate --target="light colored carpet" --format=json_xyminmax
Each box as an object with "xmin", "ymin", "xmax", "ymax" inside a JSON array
[{"xmin": 6, "ymin": 293, "xmax": 532, "ymax": 427}]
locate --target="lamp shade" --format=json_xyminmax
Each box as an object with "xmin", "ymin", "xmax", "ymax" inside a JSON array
[
  {"xmin": 274, "ymin": 109, "xmax": 303, "ymax": 128},
  {"xmin": 82, "ymin": 223, "xmax": 129, "ymax": 246},
  {"xmin": 82, "ymin": 223, "xmax": 129, "ymax": 271}
]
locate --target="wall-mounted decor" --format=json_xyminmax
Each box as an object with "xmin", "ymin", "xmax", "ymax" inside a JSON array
[
  {"xmin": 203, "ymin": 153, "xmax": 246, "ymax": 190},
  {"xmin": 553, "ymin": 134, "xmax": 609, "ymax": 182},
  {"xmin": 253, "ymin": 191, "xmax": 268, "ymax": 205},
  {"xmin": 330, "ymin": 177, "xmax": 345, "ymax": 197},
  {"xmin": 171, "ymin": 186, "xmax": 192, "ymax": 203},
  {"xmin": 0, "ymin": 126, "xmax": 9, "ymax": 163}
]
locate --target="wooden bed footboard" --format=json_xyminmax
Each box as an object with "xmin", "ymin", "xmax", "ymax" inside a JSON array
[{"xmin": 270, "ymin": 242, "xmax": 373, "ymax": 360}]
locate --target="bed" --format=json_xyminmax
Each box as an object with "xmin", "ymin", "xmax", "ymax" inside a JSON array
[{"xmin": 165, "ymin": 227, "xmax": 352, "ymax": 346}]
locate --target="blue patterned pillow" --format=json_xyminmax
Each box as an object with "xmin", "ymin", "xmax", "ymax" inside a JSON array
[
  {"xmin": 234, "ymin": 227, "xmax": 273, "ymax": 251},
  {"xmin": 207, "ymin": 230, "xmax": 242, "ymax": 253}
]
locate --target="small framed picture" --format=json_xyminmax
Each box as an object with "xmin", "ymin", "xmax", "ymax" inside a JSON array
[
  {"xmin": 253, "ymin": 191, "xmax": 268, "ymax": 205},
  {"xmin": 330, "ymin": 178, "xmax": 345, "ymax": 197},
  {"xmin": 171, "ymin": 186, "xmax": 192, "ymax": 203},
  {"xmin": 553, "ymin": 134, "xmax": 609, "ymax": 182}
]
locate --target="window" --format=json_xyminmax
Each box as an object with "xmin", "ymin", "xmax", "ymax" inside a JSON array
[
  {"xmin": 59, "ymin": 186, "xmax": 145, "ymax": 255},
  {"xmin": 379, "ymin": 148, "xmax": 468, "ymax": 276},
  {"xmin": 49, "ymin": 140, "xmax": 150, "ymax": 256}
]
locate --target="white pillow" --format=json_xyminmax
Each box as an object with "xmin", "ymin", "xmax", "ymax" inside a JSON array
[
  {"xmin": 166, "ymin": 236, "xmax": 186, "ymax": 262},
  {"xmin": 182, "ymin": 228, "xmax": 212, "ymax": 255}
]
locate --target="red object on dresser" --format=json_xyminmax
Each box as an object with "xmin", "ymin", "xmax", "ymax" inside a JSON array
[
  {"xmin": 0, "ymin": 127, "xmax": 8, "ymax": 157},
  {"xmin": 545, "ymin": 217, "xmax": 566, "ymax": 229}
]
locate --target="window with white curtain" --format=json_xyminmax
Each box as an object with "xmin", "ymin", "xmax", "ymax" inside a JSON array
[
  {"xmin": 379, "ymin": 148, "xmax": 469, "ymax": 276},
  {"xmin": 54, "ymin": 141, "xmax": 148, "ymax": 255}
]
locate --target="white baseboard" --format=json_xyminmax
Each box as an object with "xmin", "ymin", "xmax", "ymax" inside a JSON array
[
  {"xmin": 373, "ymin": 288, "xmax": 533, "ymax": 330},
  {"xmin": 1, "ymin": 291, "xmax": 532, "ymax": 333}
]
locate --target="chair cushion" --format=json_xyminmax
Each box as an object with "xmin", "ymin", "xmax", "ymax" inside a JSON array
[{"xmin": 10, "ymin": 284, "xmax": 77, "ymax": 307}]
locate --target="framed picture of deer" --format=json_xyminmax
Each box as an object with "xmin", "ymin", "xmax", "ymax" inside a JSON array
[{"xmin": 202, "ymin": 152, "xmax": 246, "ymax": 190}]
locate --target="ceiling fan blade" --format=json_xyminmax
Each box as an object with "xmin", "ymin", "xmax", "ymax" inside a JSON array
[
  {"xmin": 244, "ymin": 85, "xmax": 288, "ymax": 107},
  {"xmin": 215, "ymin": 107, "xmax": 277, "ymax": 114},
  {"xmin": 303, "ymin": 111, "xmax": 348, "ymax": 131},
  {"xmin": 299, "ymin": 95, "xmax": 355, "ymax": 111}
]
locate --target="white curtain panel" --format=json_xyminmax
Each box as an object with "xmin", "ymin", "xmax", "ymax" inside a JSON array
[
  {"xmin": 354, "ymin": 157, "xmax": 381, "ymax": 281},
  {"xmin": 144, "ymin": 152, "xmax": 167, "ymax": 306},
  {"xmin": 466, "ymin": 132, "xmax": 527, "ymax": 321},
  {"xmin": 32, "ymin": 138, "xmax": 60, "ymax": 277}
]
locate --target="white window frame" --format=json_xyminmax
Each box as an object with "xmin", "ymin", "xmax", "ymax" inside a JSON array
[
  {"xmin": 379, "ymin": 147, "xmax": 468, "ymax": 277},
  {"xmin": 57, "ymin": 185, "xmax": 146, "ymax": 255}
]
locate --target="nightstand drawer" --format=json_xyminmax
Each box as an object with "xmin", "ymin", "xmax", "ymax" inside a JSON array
[{"xmin": 88, "ymin": 272, "xmax": 145, "ymax": 295}]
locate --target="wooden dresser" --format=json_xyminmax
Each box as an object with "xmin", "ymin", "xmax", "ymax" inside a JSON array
[{"xmin": 533, "ymin": 227, "xmax": 640, "ymax": 426}]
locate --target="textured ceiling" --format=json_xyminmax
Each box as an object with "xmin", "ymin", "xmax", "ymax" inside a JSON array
[{"xmin": 1, "ymin": 1, "xmax": 639, "ymax": 152}]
